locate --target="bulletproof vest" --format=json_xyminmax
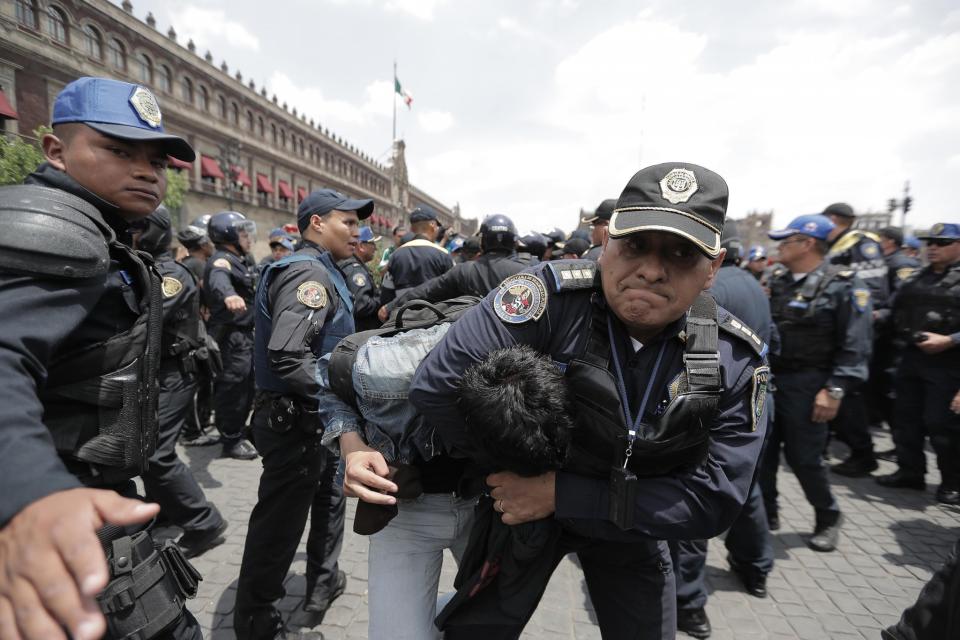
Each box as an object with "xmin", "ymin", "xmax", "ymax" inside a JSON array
[
  {"xmin": 893, "ymin": 265, "xmax": 960, "ymax": 339},
  {"xmin": 204, "ymin": 249, "xmax": 257, "ymax": 327},
  {"xmin": 254, "ymin": 251, "xmax": 355, "ymax": 395},
  {"xmin": 158, "ymin": 259, "xmax": 202, "ymax": 360},
  {"xmin": 0, "ymin": 186, "xmax": 160, "ymax": 482},
  {"xmin": 769, "ymin": 265, "xmax": 846, "ymax": 371},
  {"xmin": 563, "ymin": 294, "xmax": 722, "ymax": 477}
]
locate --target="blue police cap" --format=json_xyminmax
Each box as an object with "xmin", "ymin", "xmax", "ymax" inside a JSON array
[
  {"xmin": 747, "ymin": 245, "xmax": 767, "ymax": 261},
  {"xmin": 409, "ymin": 205, "xmax": 438, "ymax": 223},
  {"xmin": 269, "ymin": 236, "xmax": 295, "ymax": 251},
  {"xmin": 297, "ymin": 188, "xmax": 374, "ymax": 232},
  {"xmin": 768, "ymin": 214, "xmax": 835, "ymax": 241},
  {"xmin": 917, "ymin": 223, "xmax": 960, "ymax": 241},
  {"xmin": 268, "ymin": 227, "xmax": 289, "ymax": 241},
  {"xmin": 52, "ymin": 77, "xmax": 194, "ymax": 161},
  {"xmin": 358, "ymin": 226, "xmax": 381, "ymax": 243},
  {"xmin": 904, "ymin": 236, "xmax": 921, "ymax": 250},
  {"xmin": 446, "ymin": 237, "xmax": 465, "ymax": 253}
]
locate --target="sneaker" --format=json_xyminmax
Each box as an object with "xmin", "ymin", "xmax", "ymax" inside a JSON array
[
  {"xmin": 677, "ymin": 607, "xmax": 711, "ymax": 639},
  {"xmin": 808, "ymin": 513, "xmax": 843, "ymax": 552},
  {"xmin": 223, "ymin": 438, "xmax": 259, "ymax": 460},
  {"xmin": 177, "ymin": 520, "xmax": 227, "ymax": 559}
]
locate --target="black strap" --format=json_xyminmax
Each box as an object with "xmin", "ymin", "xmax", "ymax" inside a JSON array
[{"xmin": 684, "ymin": 295, "xmax": 721, "ymax": 393}]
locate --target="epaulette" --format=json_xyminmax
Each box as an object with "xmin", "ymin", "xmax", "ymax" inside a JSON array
[
  {"xmin": 718, "ymin": 312, "xmax": 768, "ymax": 358},
  {"xmin": 543, "ymin": 259, "xmax": 597, "ymax": 293}
]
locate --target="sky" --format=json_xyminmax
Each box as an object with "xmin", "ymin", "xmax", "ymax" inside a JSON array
[{"xmin": 114, "ymin": 0, "xmax": 960, "ymax": 234}]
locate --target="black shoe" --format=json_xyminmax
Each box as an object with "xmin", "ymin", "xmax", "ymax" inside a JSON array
[
  {"xmin": 935, "ymin": 486, "xmax": 960, "ymax": 505},
  {"xmin": 223, "ymin": 438, "xmax": 259, "ymax": 460},
  {"xmin": 677, "ymin": 607, "xmax": 711, "ymax": 639},
  {"xmin": 727, "ymin": 555, "xmax": 768, "ymax": 598},
  {"xmin": 875, "ymin": 448, "xmax": 898, "ymax": 462},
  {"xmin": 831, "ymin": 453, "xmax": 879, "ymax": 477},
  {"xmin": 177, "ymin": 520, "xmax": 227, "ymax": 559},
  {"xmin": 808, "ymin": 513, "xmax": 843, "ymax": 552},
  {"xmin": 876, "ymin": 471, "xmax": 925, "ymax": 490},
  {"xmin": 235, "ymin": 608, "xmax": 286, "ymax": 640},
  {"xmin": 180, "ymin": 431, "xmax": 220, "ymax": 447},
  {"xmin": 288, "ymin": 571, "xmax": 347, "ymax": 630},
  {"xmin": 766, "ymin": 512, "xmax": 780, "ymax": 531}
]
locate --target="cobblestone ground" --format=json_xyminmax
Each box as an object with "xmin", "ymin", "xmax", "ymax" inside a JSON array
[{"xmin": 165, "ymin": 430, "xmax": 959, "ymax": 639}]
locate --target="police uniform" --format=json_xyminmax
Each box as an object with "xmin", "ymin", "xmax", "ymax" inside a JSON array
[
  {"xmin": 760, "ymin": 221, "xmax": 872, "ymax": 549},
  {"xmin": 386, "ymin": 235, "xmax": 454, "ymax": 299},
  {"xmin": 410, "ymin": 164, "xmax": 769, "ymax": 638},
  {"xmin": 581, "ymin": 198, "xmax": 616, "ymax": 261},
  {"xmin": 234, "ymin": 188, "xmax": 370, "ymax": 638},
  {"xmin": 0, "ymin": 78, "xmax": 200, "ymax": 639},
  {"xmin": 204, "ymin": 244, "xmax": 258, "ymax": 454},
  {"xmin": 338, "ymin": 254, "xmax": 380, "ymax": 331},
  {"xmin": 879, "ymin": 224, "xmax": 960, "ymax": 503}
]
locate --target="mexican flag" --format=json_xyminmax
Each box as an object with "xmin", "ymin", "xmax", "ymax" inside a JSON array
[{"xmin": 395, "ymin": 77, "xmax": 413, "ymax": 109}]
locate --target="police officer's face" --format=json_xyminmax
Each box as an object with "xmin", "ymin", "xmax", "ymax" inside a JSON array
[
  {"xmin": 599, "ymin": 231, "xmax": 723, "ymax": 339},
  {"xmin": 590, "ymin": 220, "xmax": 608, "ymax": 246},
  {"xmin": 926, "ymin": 240, "xmax": 960, "ymax": 269},
  {"xmin": 236, "ymin": 230, "xmax": 253, "ymax": 254},
  {"xmin": 308, "ymin": 210, "xmax": 360, "ymax": 261},
  {"xmin": 43, "ymin": 124, "xmax": 168, "ymax": 219},
  {"xmin": 357, "ymin": 241, "xmax": 376, "ymax": 262}
]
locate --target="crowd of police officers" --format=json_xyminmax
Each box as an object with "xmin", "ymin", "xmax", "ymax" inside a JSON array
[{"xmin": 0, "ymin": 75, "xmax": 958, "ymax": 640}]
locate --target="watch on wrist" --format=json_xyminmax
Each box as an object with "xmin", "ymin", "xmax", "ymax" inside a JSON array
[{"xmin": 826, "ymin": 386, "xmax": 845, "ymax": 401}]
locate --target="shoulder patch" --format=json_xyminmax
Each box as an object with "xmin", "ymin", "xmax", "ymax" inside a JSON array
[
  {"xmin": 545, "ymin": 260, "xmax": 596, "ymax": 292},
  {"xmin": 296, "ymin": 281, "xmax": 328, "ymax": 309},
  {"xmin": 719, "ymin": 315, "xmax": 767, "ymax": 358},
  {"xmin": 896, "ymin": 267, "xmax": 916, "ymax": 282},
  {"xmin": 861, "ymin": 242, "xmax": 880, "ymax": 259},
  {"xmin": 492, "ymin": 273, "xmax": 548, "ymax": 324},
  {"xmin": 213, "ymin": 258, "xmax": 231, "ymax": 270},
  {"xmin": 751, "ymin": 366, "xmax": 770, "ymax": 432},
  {"xmin": 852, "ymin": 287, "xmax": 870, "ymax": 312},
  {"xmin": 161, "ymin": 276, "xmax": 183, "ymax": 298},
  {"xmin": 352, "ymin": 272, "xmax": 368, "ymax": 288}
]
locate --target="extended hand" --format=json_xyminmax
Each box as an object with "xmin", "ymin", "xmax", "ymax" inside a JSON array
[
  {"xmin": 811, "ymin": 389, "xmax": 841, "ymax": 423},
  {"xmin": 916, "ymin": 332, "xmax": 955, "ymax": 355},
  {"xmin": 0, "ymin": 489, "xmax": 158, "ymax": 640},
  {"xmin": 340, "ymin": 433, "xmax": 398, "ymax": 505},
  {"xmin": 377, "ymin": 306, "xmax": 389, "ymax": 323},
  {"xmin": 950, "ymin": 390, "xmax": 960, "ymax": 415},
  {"xmin": 224, "ymin": 295, "xmax": 247, "ymax": 314},
  {"xmin": 487, "ymin": 471, "xmax": 556, "ymax": 525}
]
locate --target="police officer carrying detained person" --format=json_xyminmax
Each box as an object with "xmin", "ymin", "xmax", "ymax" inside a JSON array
[
  {"xmin": 0, "ymin": 77, "xmax": 202, "ymax": 639},
  {"xmin": 408, "ymin": 162, "xmax": 770, "ymax": 639},
  {"xmin": 234, "ymin": 188, "xmax": 372, "ymax": 639}
]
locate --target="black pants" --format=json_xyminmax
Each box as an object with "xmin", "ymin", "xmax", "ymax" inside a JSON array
[
  {"xmin": 831, "ymin": 386, "xmax": 873, "ymax": 456},
  {"xmin": 211, "ymin": 326, "xmax": 254, "ymax": 443},
  {"xmin": 883, "ymin": 538, "xmax": 960, "ymax": 640},
  {"xmin": 234, "ymin": 404, "xmax": 345, "ymax": 629},
  {"xmin": 142, "ymin": 363, "xmax": 223, "ymax": 533},
  {"xmin": 182, "ymin": 368, "xmax": 214, "ymax": 440}
]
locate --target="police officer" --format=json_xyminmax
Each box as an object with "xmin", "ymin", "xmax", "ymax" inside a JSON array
[
  {"xmin": 0, "ymin": 77, "xmax": 201, "ymax": 639},
  {"xmin": 760, "ymin": 214, "xmax": 872, "ymax": 551},
  {"xmin": 517, "ymin": 233, "xmax": 548, "ymax": 265},
  {"xmin": 177, "ymin": 215, "xmax": 214, "ymax": 282},
  {"xmin": 339, "ymin": 226, "xmax": 381, "ymax": 331},
  {"xmin": 745, "ymin": 246, "xmax": 768, "ymax": 281},
  {"xmin": 132, "ymin": 206, "xmax": 227, "ymax": 557},
  {"xmin": 542, "ymin": 227, "xmax": 567, "ymax": 261},
  {"xmin": 384, "ymin": 205, "xmax": 454, "ymax": 304},
  {"xmin": 879, "ymin": 226, "xmax": 921, "ymax": 294},
  {"xmin": 406, "ymin": 163, "xmax": 769, "ymax": 638},
  {"xmin": 235, "ymin": 188, "xmax": 367, "ymax": 638},
  {"xmin": 876, "ymin": 223, "xmax": 960, "ymax": 504},
  {"xmin": 669, "ymin": 220, "xmax": 775, "ymax": 639},
  {"xmin": 378, "ymin": 213, "xmax": 528, "ymax": 320},
  {"xmin": 581, "ymin": 198, "xmax": 617, "ymax": 260},
  {"xmin": 204, "ymin": 211, "xmax": 259, "ymax": 460}
]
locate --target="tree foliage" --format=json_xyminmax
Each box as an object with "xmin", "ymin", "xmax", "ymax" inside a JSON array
[
  {"xmin": 163, "ymin": 168, "xmax": 189, "ymax": 210},
  {"xmin": 0, "ymin": 126, "xmax": 49, "ymax": 185}
]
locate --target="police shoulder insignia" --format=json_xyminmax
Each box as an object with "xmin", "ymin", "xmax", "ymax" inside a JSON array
[
  {"xmin": 659, "ymin": 168, "xmax": 699, "ymax": 204},
  {"xmin": 161, "ymin": 276, "xmax": 183, "ymax": 298},
  {"xmin": 861, "ymin": 242, "xmax": 880, "ymax": 259},
  {"xmin": 896, "ymin": 267, "xmax": 916, "ymax": 281},
  {"xmin": 129, "ymin": 86, "xmax": 162, "ymax": 128},
  {"xmin": 296, "ymin": 281, "xmax": 328, "ymax": 309},
  {"xmin": 352, "ymin": 273, "xmax": 367, "ymax": 287},
  {"xmin": 213, "ymin": 258, "xmax": 231, "ymax": 270},
  {"xmin": 719, "ymin": 315, "xmax": 767, "ymax": 357},
  {"xmin": 493, "ymin": 273, "xmax": 548, "ymax": 324},
  {"xmin": 751, "ymin": 366, "xmax": 770, "ymax": 432},
  {"xmin": 852, "ymin": 288, "xmax": 870, "ymax": 312}
]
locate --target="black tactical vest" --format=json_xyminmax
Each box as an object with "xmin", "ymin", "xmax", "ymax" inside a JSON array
[
  {"xmin": 893, "ymin": 265, "xmax": 960, "ymax": 340},
  {"xmin": 769, "ymin": 265, "xmax": 846, "ymax": 371}
]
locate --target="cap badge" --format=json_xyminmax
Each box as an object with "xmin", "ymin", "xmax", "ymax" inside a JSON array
[
  {"xmin": 659, "ymin": 168, "xmax": 699, "ymax": 205},
  {"xmin": 931, "ymin": 223, "xmax": 944, "ymax": 235},
  {"xmin": 493, "ymin": 273, "xmax": 548, "ymax": 325},
  {"xmin": 129, "ymin": 86, "xmax": 162, "ymax": 129},
  {"xmin": 803, "ymin": 221, "xmax": 819, "ymax": 233}
]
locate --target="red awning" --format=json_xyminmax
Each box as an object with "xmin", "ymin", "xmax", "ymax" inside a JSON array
[
  {"xmin": 0, "ymin": 90, "xmax": 18, "ymax": 120},
  {"xmin": 232, "ymin": 166, "xmax": 252, "ymax": 188},
  {"xmin": 167, "ymin": 156, "xmax": 193, "ymax": 170},
  {"xmin": 277, "ymin": 180, "xmax": 293, "ymax": 200},
  {"xmin": 297, "ymin": 186, "xmax": 307, "ymax": 203},
  {"xmin": 200, "ymin": 155, "xmax": 224, "ymax": 180},
  {"xmin": 256, "ymin": 173, "xmax": 274, "ymax": 194}
]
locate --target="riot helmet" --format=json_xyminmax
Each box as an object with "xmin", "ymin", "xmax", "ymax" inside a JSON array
[
  {"xmin": 131, "ymin": 205, "xmax": 173, "ymax": 256},
  {"xmin": 479, "ymin": 214, "xmax": 518, "ymax": 251},
  {"xmin": 208, "ymin": 211, "xmax": 256, "ymax": 250},
  {"xmin": 720, "ymin": 219, "xmax": 742, "ymax": 264}
]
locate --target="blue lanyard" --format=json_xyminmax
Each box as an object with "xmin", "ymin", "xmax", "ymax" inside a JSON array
[{"xmin": 606, "ymin": 316, "xmax": 667, "ymax": 464}]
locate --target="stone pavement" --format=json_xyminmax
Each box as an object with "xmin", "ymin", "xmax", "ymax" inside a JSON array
[{"xmin": 164, "ymin": 430, "xmax": 959, "ymax": 639}]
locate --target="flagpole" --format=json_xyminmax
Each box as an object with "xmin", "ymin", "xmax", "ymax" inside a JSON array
[{"xmin": 392, "ymin": 59, "xmax": 397, "ymax": 145}]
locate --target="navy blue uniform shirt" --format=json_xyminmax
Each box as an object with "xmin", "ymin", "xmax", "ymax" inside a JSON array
[
  {"xmin": 204, "ymin": 249, "xmax": 256, "ymax": 327},
  {"xmin": 387, "ymin": 235, "xmax": 454, "ymax": 296}
]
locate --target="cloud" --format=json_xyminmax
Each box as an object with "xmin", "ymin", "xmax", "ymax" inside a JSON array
[
  {"xmin": 168, "ymin": 6, "xmax": 260, "ymax": 51},
  {"xmin": 384, "ymin": 0, "xmax": 445, "ymax": 20},
  {"xmin": 418, "ymin": 110, "xmax": 455, "ymax": 133},
  {"xmin": 266, "ymin": 74, "xmax": 393, "ymax": 128}
]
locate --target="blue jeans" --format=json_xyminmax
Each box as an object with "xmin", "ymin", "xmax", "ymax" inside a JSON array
[{"xmin": 367, "ymin": 493, "xmax": 476, "ymax": 640}]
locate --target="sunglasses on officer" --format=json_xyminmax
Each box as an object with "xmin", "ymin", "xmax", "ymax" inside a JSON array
[{"xmin": 925, "ymin": 238, "xmax": 957, "ymax": 247}]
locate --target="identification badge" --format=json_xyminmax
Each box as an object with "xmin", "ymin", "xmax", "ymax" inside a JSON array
[{"xmin": 608, "ymin": 467, "xmax": 638, "ymax": 530}]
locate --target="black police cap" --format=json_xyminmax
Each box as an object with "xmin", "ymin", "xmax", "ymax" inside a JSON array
[
  {"xmin": 610, "ymin": 162, "xmax": 728, "ymax": 258},
  {"xmin": 822, "ymin": 202, "xmax": 855, "ymax": 218},
  {"xmin": 581, "ymin": 198, "xmax": 617, "ymax": 223}
]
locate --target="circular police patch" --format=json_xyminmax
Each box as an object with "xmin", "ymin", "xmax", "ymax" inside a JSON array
[
  {"xmin": 352, "ymin": 273, "xmax": 367, "ymax": 287},
  {"xmin": 861, "ymin": 242, "xmax": 879, "ymax": 259},
  {"xmin": 161, "ymin": 276, "xmax": 183, "ymax": 298},
  {"xmin": 493, "ymin": 274, "xmax": 548, "ymax": 324},
  {"xmin": 296, "ymin": 281, "xmax": 328, "ymax": 309},
  {"xmin": 658, "ymin": 168, "xmax": 699, "ymax": 205}
]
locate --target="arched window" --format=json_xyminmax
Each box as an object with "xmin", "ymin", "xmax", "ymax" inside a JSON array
[
  {"xmin": 231, "ymin": 102, "xmax": 239, "ymax": 125},
  {"xmin": 156, "ymin": 64, "xmax": 172, "ymax": 93},
  {"xmin": 108, "ymin": 38, "xmax": 126, "ymax": 70},
  {"xmin": 258, "ymin": 116, "xmax": 264, "ymax": 137},
  {"xmin": 136, "ymin": 53, "xmax": 152, "ymax": 84},
  {"xmin": 15, "ymin": 0, "xmax": 38, "ymax": 30},
  {"xmin": 47, "ymin": 6, "xmax": 68, "ymax": 43},
  {"xmin": 181, "ymin": 76, "xmax": 193, "ymax": 105},
  {"xmin": 197, "ymin": 85, "xmax": 209, "ymax": 112},
  {"xmin": 82, "ymin": 24, "xmax": 102, "ymax": 59},
  {"xmin": 247, "ymin": 110, "xmax": 254, "ymax": 131},
  {"xmin": 217, "ymin": 95, "xmax": 226, "ymax": 119}
]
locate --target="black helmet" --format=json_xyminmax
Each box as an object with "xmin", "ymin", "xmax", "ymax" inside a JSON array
[
  {"xmin": 178, "ymin": 214, "xmax": 212, "ymax": 249},
  {"xmin": 720, "ymin": 219, "xmax": 742, "ymax": 264},
  {"xmin": 518, "ymin": 233, "xmax": 548, "ymax": 259},
  {"xmin": 208, "ymin": 211, "xmax": 255, "ymax": 249},
  {"xmin": 544, "ymin": 227, "xmax": 566, "ymax": 250},
  {"xmin": 133, "ymin": 205, "xmax": 172, "ymax": 256},
  {"xmin": 479, "ymin": 214, "xmax": 518, "ymax": 251}
]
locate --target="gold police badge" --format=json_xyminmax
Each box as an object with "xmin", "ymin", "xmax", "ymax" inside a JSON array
[
  {"xmin": 659, "ymin": 168, "xmax": 699, "ymax": 205},
  {"xmin": 296, "ymin": 281, "xmax": 328, "ymax": 309},
  {"xmin": 161, "ymin": 276, "xmax": 183, "ymax": 298},
  {"xmin": 129, "ymin": 86, "xmax": 162, "ymax": 129}
]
